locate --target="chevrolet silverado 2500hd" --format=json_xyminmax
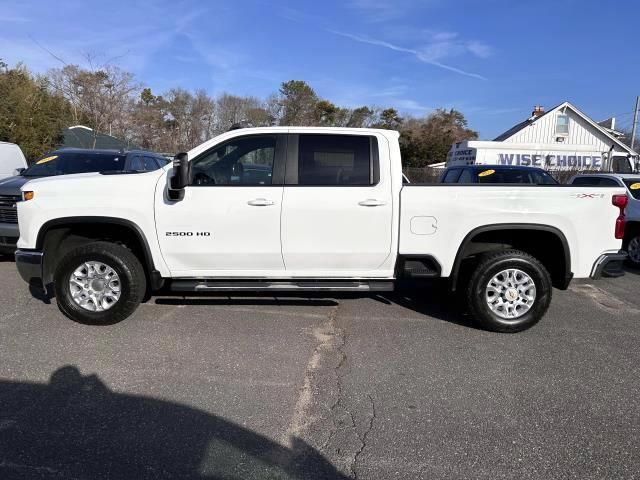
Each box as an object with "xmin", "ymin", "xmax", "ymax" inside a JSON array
[{"xmin": 15, "ymin": 127, "xmax": 628, "ymax": 332}]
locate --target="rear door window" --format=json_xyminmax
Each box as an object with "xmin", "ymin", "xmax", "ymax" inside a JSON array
[{"xmin": 296, "ymin": 134, "xmax": 375, "ymax": 186}]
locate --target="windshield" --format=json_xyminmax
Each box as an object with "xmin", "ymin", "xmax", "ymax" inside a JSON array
[
  {"xmin": 623, "ymin": 180, "xmax": 640, "ymax": 199},
  {"xmin": 23, "ymin": 152, "xmax": 127, "ymax": 177},
  {"xmin": 477, "ymin": 169, "xmax": 557, "ymax": 184}
]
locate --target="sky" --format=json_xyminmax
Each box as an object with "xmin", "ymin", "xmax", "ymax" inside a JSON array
[{"xmin": 1, "ymin": 0, "xmax": 639, "ymax": 139}]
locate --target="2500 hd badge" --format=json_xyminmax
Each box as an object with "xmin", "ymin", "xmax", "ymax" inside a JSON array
[{"xmin": 166, "ymin": 231, "xmax": 211, "ymax": 237}]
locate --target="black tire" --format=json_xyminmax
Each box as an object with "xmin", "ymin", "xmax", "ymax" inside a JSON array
[
  {"xmin": 54, "ymin": 241, "xmax": 146, "ymax": 325},
  {"xmin": 625, "ymin": 233, "xmax": 640, "ymax": 268},
  {"xmin": 466, "ymin": 249, "xmax": 552, "ymax": 333}
]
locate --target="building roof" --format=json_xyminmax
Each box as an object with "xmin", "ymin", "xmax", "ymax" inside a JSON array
[
  {"xmin": 60, "ymin": 126, "xmax": 139, "ymax": 150},
  {"xmin": 493, "ymin": 102, "xmax": 638, "ymax": 156},
  {"xmin": 493, "ymin": 118, "xmax": 536, "ymax": 141}
]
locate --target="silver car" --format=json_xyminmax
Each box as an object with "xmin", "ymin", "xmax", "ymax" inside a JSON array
[{"xmin": 569, "ymin": 173, "xmax": 640, "ymax": 267}]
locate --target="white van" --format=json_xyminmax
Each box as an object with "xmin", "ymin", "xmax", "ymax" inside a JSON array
[
  {"xmin": 447, "ymin": 141, "xmax": 636, "ymax": 173},
  {"xmin": 0, "ymin": 142, "xmax": 28, "ymax": 180}
]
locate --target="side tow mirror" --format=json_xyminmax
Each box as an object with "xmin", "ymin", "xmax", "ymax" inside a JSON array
[
  {"xmin": 14, "ymin": 168, "xmax": 25, "ymax": 176},
  {"xmin": 168, "ymin": 152, "xmax": 189, "ymax": 201}
]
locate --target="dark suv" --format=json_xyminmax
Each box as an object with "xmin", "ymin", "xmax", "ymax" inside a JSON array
[
  {"xmin": 440, "ymin": 165, "xmax": 558, "ymax": 185},
  {"xmin": 0, "ymin": 148, "xmax": 168, "ymax": 253}
]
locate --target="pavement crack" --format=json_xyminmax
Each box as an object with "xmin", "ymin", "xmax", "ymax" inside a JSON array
[
  {"xmin": 285, "ymin": 302, "xmax": 377, "ymax": 478},
  {"xmin": 352, "ymin": 394, "xmax": 377, "ymax": 479},
  {"xmin": 285, "ymin": 304, "xmax": 342, "ymax": 447}
]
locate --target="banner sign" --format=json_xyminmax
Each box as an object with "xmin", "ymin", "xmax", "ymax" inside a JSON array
[{"xmin": 497, "ymin": 153, "xmax": 602, "ymax": 169}]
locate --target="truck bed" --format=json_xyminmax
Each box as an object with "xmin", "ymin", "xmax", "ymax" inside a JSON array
[{"xmin": 399, "ymin": 184, "xmax": 625, "ymax": 278}]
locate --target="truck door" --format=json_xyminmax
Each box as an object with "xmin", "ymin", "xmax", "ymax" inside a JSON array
[
  {"xmin": 280, "ymin": 133, "xmax": 393, "ymax": 276},
  {"xmin": 154, "ymin": 134, "xmax": 286, "ymax": 276}
]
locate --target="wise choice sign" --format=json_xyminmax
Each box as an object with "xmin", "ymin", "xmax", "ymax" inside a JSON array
[{"xmin": 496, "ymin": 152, "xmax": 602, "ymax": 169}]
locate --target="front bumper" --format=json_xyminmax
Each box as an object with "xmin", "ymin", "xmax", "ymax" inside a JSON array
[
  {"xmin": 0, "ymin": 223, "xmax": 19, "ymax": 252},
  {"xmin": 15, "ymin": 249, "xmax": 43, "ymax": 285},
  {"xmin": 590, "ymin": 250, "xmax": 627, "ymax": 279}
]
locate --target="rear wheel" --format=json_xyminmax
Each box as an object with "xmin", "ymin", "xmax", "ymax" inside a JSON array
[
  {"xmin": 54, "ymin": 242, "xmax": 146, "ymax": 325},
  {"xmin": 466, "ymin": 250, "xmax": 552, "ymax": 333}
]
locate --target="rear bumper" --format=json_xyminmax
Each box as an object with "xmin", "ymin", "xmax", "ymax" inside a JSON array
[
  {"xmin": 590, "ymin": 250, "xmax": 627, "ymax": 279},
  {"xmin": 15, "ymin": 249, "xmax": 43, "ymax": 285}
]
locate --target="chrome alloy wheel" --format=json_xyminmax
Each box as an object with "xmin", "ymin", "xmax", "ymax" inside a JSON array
[
  {"xmin": 628, "ymin": 236, "xmax": 640, "ymax": 264},
  {"xmin": 485, "ymin": 268, "xmax": 536, "ymax": 320},
  {"xmin": 69, "ymin": 261, "xmax": 121, "ymax": 312}
]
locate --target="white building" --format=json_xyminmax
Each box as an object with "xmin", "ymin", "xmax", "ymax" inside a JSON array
[{"xmin": 448, "ymin": 102, "xmax": 638, "ymax": 172}]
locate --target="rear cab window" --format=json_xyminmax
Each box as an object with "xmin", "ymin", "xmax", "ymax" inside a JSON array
[{"xmin": 571, "ymin": 177, "xmax": 620, "ymax": 187}]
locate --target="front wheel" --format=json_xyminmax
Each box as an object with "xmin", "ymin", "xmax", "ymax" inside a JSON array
[
  {"xmin": 54, "ymin": 242, "xmax": 146, "ymax": 325},
  {"xmin": 466, "ymin": 250, "xmax": 552, "ymax": 333}
]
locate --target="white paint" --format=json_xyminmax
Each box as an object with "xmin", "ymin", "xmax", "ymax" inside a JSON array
[
  {"xmin": 281, "ymin": 132, "xmax": 395, "ymax": 275},
  {"xmin": 399, "ymin": 184, "xmax": 624, "ymax": 278},
  {"xmin": 410, "ymin": 216, "xmax": 437, "ymax": 235},
  {"xmin": 17, "ymin": 126, "xmax": 624, "ymax": 282},
  {"xmin": 155, "ymin": 186, "xmax": 285, "ymax": 274}
]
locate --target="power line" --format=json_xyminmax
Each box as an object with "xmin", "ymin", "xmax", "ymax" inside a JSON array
[{"xmin": 631, "ymin": 96, "xmax": 639, "ymax": 150}]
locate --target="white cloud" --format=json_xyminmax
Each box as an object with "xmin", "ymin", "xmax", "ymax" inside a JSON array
[
  {"xmin": 347, "ymin": 0, "xmax": 430, "ymax": 22},
  {"xmin": 466, "ymin": 41, "xmax": 493, "ymax": 59},
  {"xmin": 331, "ymin": 31, "xmax": 488, "ymax": 80},
  {"xmin": 392, "ymin": 98, "xmax": 432, "ymax": 112},
  {"xmin": 0, "ymin": 14, "xmax": 32, "ymax": 23}
]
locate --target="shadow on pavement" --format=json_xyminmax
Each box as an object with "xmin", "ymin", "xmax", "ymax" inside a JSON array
[
  {"xmin": 151, "ymin": 281, "xmax": 477, "ymax": 330},
  {"xmin": 377, "ymin": 280, "xmax": 477, "ymax": 329},
  {"xmin": 623, "ymin": 264, "xmax": 640, "ymax": 275},
  {"xmin": 0, "ymin": 366, "xmax": 348, "ymax": 480}
]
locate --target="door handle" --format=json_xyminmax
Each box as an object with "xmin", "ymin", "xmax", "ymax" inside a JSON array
[
  {"xmin": 247, "ymin": 198, "xmax": 275, "ymax": 206},
  {"xmin": 358, "ymin": 199, "xmax": 387, "ymax": 207}
]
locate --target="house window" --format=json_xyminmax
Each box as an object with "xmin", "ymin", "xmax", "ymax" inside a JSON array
[{"xmin": 556, "ymin": 114, "xmax": 569, "ymax": 135}]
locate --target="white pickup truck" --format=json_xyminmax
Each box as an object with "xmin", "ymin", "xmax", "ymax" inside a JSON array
[{"xmin": 15, "ymin": 127, "xmax": 628, "ymax": 332}]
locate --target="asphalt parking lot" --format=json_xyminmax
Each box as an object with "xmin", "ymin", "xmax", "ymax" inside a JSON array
[{"xmin": 0, "ymin": 257, "xmax": 639, "ymax": 480}]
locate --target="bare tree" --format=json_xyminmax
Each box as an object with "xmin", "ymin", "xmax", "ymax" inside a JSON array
[{"xmin": 48, "ymin": 60, "xmax": 139, "ymax": 147}]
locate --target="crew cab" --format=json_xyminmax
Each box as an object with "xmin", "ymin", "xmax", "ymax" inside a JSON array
[
  {"xmin": 14, "ymin": 128, "xmax": 628, "ymax": 332},
  {"xmin": 568, "ymin": 173, "xmax": 640, "ymax": 267}
]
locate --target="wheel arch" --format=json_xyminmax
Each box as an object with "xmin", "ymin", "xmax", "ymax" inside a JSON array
[
  {"xmin": 450, "ymin": 223, "xmax": 572, "ymax": 291},
  {"xmin": 37, "ymin": 216, "xmax": 162, "ymax": 290}
]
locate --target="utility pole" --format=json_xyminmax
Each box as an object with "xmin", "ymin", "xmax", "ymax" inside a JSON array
[{"xmin": 631, "ymin": 96, "xmax": 639, "ymax": 150}]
